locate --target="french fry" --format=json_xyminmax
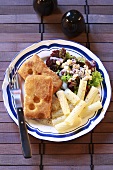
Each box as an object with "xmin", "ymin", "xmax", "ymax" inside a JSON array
[
  {"xmin": 56, "ymin": 90, "xmax": 70, "ymax": 115},
  {"xmin": 79, "ymin": 101, "xmax": 102, "ymax": 118},
  {"xmin": 52, "ymin": 84, "xmax": 102, "ymax": 134},
  {"xmin": 92, "ymin": 93, "xmax": 101, "ymax": 103},
  {"xmin": 85, "ymin": 86, "xmax": 99, "ymax": 106},
  {"xmin": 77, "ymin": 79, "xmax": 87, "ymax": 100},
  {"xmin": 55, "ymin": 117, "xmax": 82, "ymax": 133},
  {"xmin": 64, "ymin": 88, "xmax": 80, "ymax": 105},
  {"xmin": 65, "ymin": 100, "xmax": 86, "ymax": 125},
  {"xmin": 52, "ymin": 115, "xmax": 67, "ymax": 126},
  {"xmin": 69, "ymin": 103, "xmax": 75, "ymax": 111}
]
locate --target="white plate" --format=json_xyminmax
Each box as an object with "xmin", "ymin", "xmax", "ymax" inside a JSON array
[{"xmin": 2, "ymin": 39, "xmax": 111, "ymax": 142}]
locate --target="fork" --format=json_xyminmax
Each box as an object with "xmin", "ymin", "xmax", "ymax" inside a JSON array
[{"xmin": 8, "ymin": 67, "xmax": 32, "ymax": 158}]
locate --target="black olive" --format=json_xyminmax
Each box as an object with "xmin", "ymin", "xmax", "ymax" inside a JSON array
[
  {"xmin": 61, "ymin": 10, "xmax": 85, "ymax": 37},
  {"xmin": 33, "ymin": 0, "xmax": 55, "ymax": 16}
]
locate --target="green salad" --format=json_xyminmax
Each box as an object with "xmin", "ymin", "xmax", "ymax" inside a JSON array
[{"xmin": 46, "ymin": 48, "xmax": 103, "ymax": 95}]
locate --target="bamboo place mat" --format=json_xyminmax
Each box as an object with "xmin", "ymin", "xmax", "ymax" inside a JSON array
[{"xmin": 0, "ymin": 0, "xmax": 113, "ymax": 170}]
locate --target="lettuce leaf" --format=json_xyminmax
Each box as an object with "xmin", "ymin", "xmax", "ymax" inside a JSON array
[
  {"xmin": 65, "ymin": 52, "xmax": 74, "ymax": 59},
  {"xmin": 76, "ymin": 57, "xmax": 86, "ymax": 63},
  {"xmin": 88, "ymin": 71, "xmax": 103, "ymax": 87},
  {"xmin": 61, "ymin": 74, "xmax": 72, "ymax": 82}
]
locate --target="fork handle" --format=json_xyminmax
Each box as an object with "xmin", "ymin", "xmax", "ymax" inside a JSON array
[{"xmin": 17, "ymin": 107, "xmax": 32, "ymax": 158}]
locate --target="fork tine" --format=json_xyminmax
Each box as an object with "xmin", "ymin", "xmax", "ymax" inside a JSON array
[
  {"xmin": 11, "ymin": 66, "xmax": 18, "ymax": 89},
  {"xmin": 7, "ymin": 67, "xmax": 13, "ymax": 88},
  {"xmin": 13, "ymin": 67, "xmax": 16, "ymax": 89},
  {"xmin": 8, "ymin": 66, "xmax": 19, "ymax": 89},
  {"xmin": 14, "ymin": 67, "xmax": 19, "ymax": 89}
]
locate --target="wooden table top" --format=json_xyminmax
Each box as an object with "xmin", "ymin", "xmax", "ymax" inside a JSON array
[{"xmin": 0, "ymin": 0, "xmax": 113, "ymax": 170}]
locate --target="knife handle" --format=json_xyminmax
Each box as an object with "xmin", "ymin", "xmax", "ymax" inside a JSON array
[{"xmin": 17, "ymin": 107, "xmax": 32, "ymax": 158}]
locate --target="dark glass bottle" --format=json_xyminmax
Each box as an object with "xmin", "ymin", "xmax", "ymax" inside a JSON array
[
  {"xmin": 61, "ymin": 10, "xmax": 85, "ymax": 37},
  {"xmin": 33, "ymin": 0, "xmax": 56, "ymax": 16}
]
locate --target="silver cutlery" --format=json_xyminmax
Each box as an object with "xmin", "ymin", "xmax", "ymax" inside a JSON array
[{"xmin": 7, "ymin": 67, "xmax": 32, "ymax": 158}]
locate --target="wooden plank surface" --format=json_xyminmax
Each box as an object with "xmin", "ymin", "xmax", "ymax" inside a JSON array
[
  {"xmin": 42, "ymin": 154, "xmax": 91, "ymax": 165},
  {"xmin": 0, "ymin": 0, "xmax": 113, "ymax": 170},
  {"xmin": 43, "ymin": 166, "xmax": 91, "ymax": 170}
]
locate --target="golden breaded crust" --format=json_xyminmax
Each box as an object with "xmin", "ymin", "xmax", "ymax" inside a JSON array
[
  {"xmin": 24, "ymin": 75, "xmax": 53, "ymax": 119},
  {"xmin": 18, "ymin": 54, "xmax": 62, "ymax": 93}
]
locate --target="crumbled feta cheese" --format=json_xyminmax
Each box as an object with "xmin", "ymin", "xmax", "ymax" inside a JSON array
[
  {"xmin": 73, "ymin": 64, "xmax": 76, "ymax": 69},
  {"xmin": 64, "ymin": 65, "xmax": 70, "ymax": 71},
  {"xmin": 67, "ymin": 59, "xmax": 72, "ymax": 65},
  {"xmin": 76, "ymin": 64, "xmax": 80, "ymax": 69},
  {"xmin": 56, "ymin": 60, "xmax": 61, "ymax": 65},
  {"xmin": 61, "ymin": 62, "xmax": 67, "ymax": 68}
]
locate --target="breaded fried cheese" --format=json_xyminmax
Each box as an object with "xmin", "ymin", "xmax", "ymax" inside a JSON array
[
  {"xmin": 24, "ymin": 75, "xmax": 53, "ymax": 119},
  {"xmin": 18, "ymin": 54, "xmax": 62, "ymax": 93}
]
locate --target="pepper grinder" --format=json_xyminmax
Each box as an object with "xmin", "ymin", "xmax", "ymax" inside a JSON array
[
  {"xmin": 33, "ymin": 0, "xmax": 57, "ymax": 16},
  {"xmin": 61, "ymin": 10, "xmax": 85, "ymax": 37}
]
